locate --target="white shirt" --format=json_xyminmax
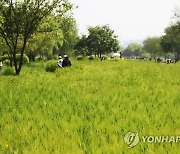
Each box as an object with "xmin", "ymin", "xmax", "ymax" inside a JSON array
[{"xmin": 58, "ymin": 59, "xmax": 63, "ymax": 68}]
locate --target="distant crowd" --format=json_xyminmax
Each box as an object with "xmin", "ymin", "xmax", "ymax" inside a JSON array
[{"xmin": 125, "ymin": 56, "xmax": 177, "ymax": 64}]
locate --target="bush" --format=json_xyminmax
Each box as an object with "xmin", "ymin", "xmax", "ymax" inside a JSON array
[
  {"xmin": 109, "ymin": 58, "xmax": 121, "ymax": 61},
  {"xmin": 52, "ymin": 54, "xmax": 58, "ymax": 60},
  {"xmin": 1, "ymin": 54, "xmax": 9, "ymax": 61},
  {"xmin": 45, "ymin": 61, "xmax": 57, "ymax": 72},
  {"xmin": 102, "ymin": 55, "xmax": 108, "ymax": 60},
  {"xmin": 2, "ymin": 67, "xmax": 15, "ymax": 76},
  {"xmin": 0, "ymin": 54, "xmax": 29, "ymax": 65},
  {"xmin": 88, "ymin": 56, "xmax": 94, "ymax": 60},
  {"xmin": 3, "ymin": 59, "xmax": 10, "ymax": 66},
  {"xmin": 16, "ymin": 54, "xmax": 29, "ymax": 64},
  {"xmin": 76, "ymin": 56, "xmax": 84, "ymax": 61}
]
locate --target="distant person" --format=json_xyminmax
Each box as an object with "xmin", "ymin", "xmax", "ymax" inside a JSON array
[
  {"xmin": 157, "ymin": 57, "xmax": 161, "ymax": 63},
  {"xmin": 0, "ymin": 61, "xmax": 2, "ymax": 72},
  {"xmin": 100, "ymin": 57, "xmax": 105, "ymax": 61},
  {"xmin": 166, "ymin": 59, "xmax": 172, "ymax": 64},
  {"xmin": 88, "ymin": 56, "xmax": 94, "ymax": 61},
  {"xmin": 119, "ymin": 51, "xmax": 123, "ymax": 58},
  {"xmin": 175, "ymin": 58, "xmax": 178, "ymax": 63},
  {"xmin": 57, "ymin": 56, "xmax": 63, "ymax": 68},
  {"xmin": 62, "ymin": 55, "xmax": 71, "ymax": 67}
]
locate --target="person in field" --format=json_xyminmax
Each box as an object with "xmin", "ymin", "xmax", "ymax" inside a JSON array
[
  {"xmin": 0, "ymin": 61, "xmax": 2, "ymax": 72},
  {"xmin": 62, "ymin": 55, "xmax": 71, "ymax": 67},
  {"xmin": 57, "ymin": 56, "xmax": 63, "ymax": 68},
  {"xmin": 157, "ymin": 57, "xmax": 161, "ymax": 63},
  {"xmin": 166, "ymin": 59, "xmax": 172, "ymax": 64}
]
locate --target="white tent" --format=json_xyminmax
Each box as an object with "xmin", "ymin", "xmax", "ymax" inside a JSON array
[{"xmin": 112, "ymin": 53, "xmax": 120, "ymax": 58}]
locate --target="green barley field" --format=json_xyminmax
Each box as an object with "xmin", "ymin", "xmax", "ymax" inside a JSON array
[{"xmin": 0, "ymin": 60, "xmax": 180, "ymax": 153}]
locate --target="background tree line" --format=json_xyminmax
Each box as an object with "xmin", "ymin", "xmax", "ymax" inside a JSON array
[
  {"xmin": 123, "ymin": 8, "xmax": 180, "ymax": 60},
  {"xmin": 0, "ymin": 1, "xmax": 179, "ymax": 75}
]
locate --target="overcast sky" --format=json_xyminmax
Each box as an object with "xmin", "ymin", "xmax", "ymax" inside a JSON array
[{"xmin": 69, "ymin": 0, "xmax": 180, "ymax": 46}]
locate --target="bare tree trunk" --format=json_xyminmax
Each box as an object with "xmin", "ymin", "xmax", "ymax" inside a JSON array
[
  {"xmin": 9, "ymin": 56, "xmax": 13, "ymax": 67},
  {"xmin": 7, "ymin": 52, "xmax": 13, "ymax": 67},
  {"xmin": 154, "ymin": 53, "xmax": 156, "ymax": 62},
  {"xmin": 12, "ymin": 53, "xmax": 18, "ymax": 75},
  {"xmin": 17, "ymin": 39, "xmax": 27, "ymax": 75}
]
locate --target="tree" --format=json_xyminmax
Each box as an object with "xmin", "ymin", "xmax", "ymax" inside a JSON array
[
  {"xmin": 24, "ymin": 3, "xmax": 77, "ymax": 61},
  {"xmin": 0, "ymin": 37, "xmax": 8, "ymax": 55},
  {"xmin": 74, "ymin": 25, "xmax": 120, "ymax": 57},
  {"xmin": 174, "ymin": 6, "xmax": 180, "ymax": 21},
  {"xmin": 143, "ymin": 37, "xmax": 163, "ymax": 59},
  {"xmin": 74, "ymin": 35, "xmax": 89, "ymax": 56},
  {"xmin": 124, "ymin": 43, "xmax": 144, "ymax": 57},
  {"xmin": 25, "ymin": 15, "xmax": 64, "ymax": 61},
  {"xmin": 57, "ymin": 15, "xmax": 78, "ymax": 56},
  {"xmin": 0, "ymin": 0, "xmax": 70, "ymax": 75},
  {"xmin": 161, "ymin": 8, "xmax": 180, "ymax": 61}
]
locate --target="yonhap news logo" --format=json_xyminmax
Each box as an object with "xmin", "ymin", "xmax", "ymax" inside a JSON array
[
  {"xmin": 124, "ymin": 131, "xmax": 139, "ymax": 148},
  {"xmin": 124, "ymin": 131, "xmax": 180, "ymax": 148}
]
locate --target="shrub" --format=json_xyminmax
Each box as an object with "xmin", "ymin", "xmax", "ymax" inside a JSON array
[
  {"xmin": 45, "ymin": 61, "xmax": 57, "ymax": 72},
  {"xmin": 88, "ymin": 56, "xmax": 94, "ymax": 60},
  {"xmin": 52, "ymin": 54, "xmax": 58, "ymax": 60},
  {"xmin": 0, "ymin": 54, "xmax": 29, "ymax": 64},
  {"xmin": 16, "ymin": 54, "xmax": 29, "ymax": 64},
  {"xmin": 1, "ymin": 54, "xmax": 9, "ymax": 61},
  {"xmin": 3, "ymin": 59, "xmax": 10, "ymax": 66},
  {"xmin": 102, "ymin": 55, "xmax": 108, "ymax": 60},
  {"xmin": 2, "ymin": 67, "xmax": 15, "ymax": 76},
  {"xmin": 109, "ymin": 58, "xmax": 121, "ymax": 61},
  {"xmin": 76, "ymin": 56, "xmax": 84, "ymax": 61}
]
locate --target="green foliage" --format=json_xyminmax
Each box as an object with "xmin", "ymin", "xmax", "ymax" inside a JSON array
[
  {"xmin": 0, "ymin": 54, "xmax": 8, "ymax": 61},
  {"xmin": 124, "ymin": 43, "xmax": 144, "ymax": 57},
  {"xmin": 161, "ymin": 22, "xmax": 180, "ymax": 60},
  {"xmin": 143, "ymin": 37, "xmax": 164, "ymax": 59},
  {"xmin": 16, "ymin": 54, "xmax": 29, "ymax": 64},
  {"xmin": 45, "ymin": 60, "xmax": 57, "ymax": 72},
  {"xmin": 26, "ymin": 15, "xmax": 64, "ymax": 60},
  {"xmin": 102, "ymin": 55, "xmax": 108, "ymax": 60},
  {"xmin": 24, "ymin": 5, "xmax": 78, "ymax": 61},
  {"xmin": 0, "ymin": 54, "xmax": 29, "ymax": 65},
  {"xmin": 58, "ymin": 15, "xmax": 78, "ymax": 56},
  {"xmin": 0, "ymin": 38, "xmax": 8, "ymax": 52},
  {"xmin": 88, "ymin": 55, "xmax": 94, "ymax": 60},
  {"xmin": 74, "ymin": 35, "xmax": 89, "ymax": 56},
  {"xmin": 52, "ymin": 54, "xmax": 58, "ymax": 60},
  {"xmin": 0, "ymin": 0, "xmax": 73, "ymax": 75},
  {"xmin": 76, "ymin": 56, "xmax": 84, "ymax": 61},
  {"xmin": 109, "ymin": 57, "xmax": 121, "ymax": 61},
  {"xmin": 1, "ymin": 67, "xmax": 15, "ymax": 75},
  {"xmin": 74, "ymin": 25, "xmax": 121, "ymax": 57},
  {"xmin": 3, "ymin": 59, "xmax": 10, "ymax": 66}
]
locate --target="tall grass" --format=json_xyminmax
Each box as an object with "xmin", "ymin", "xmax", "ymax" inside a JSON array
[{"xmin": 0, "ymin": 60, "xmax": 180, "ymax": 153}]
